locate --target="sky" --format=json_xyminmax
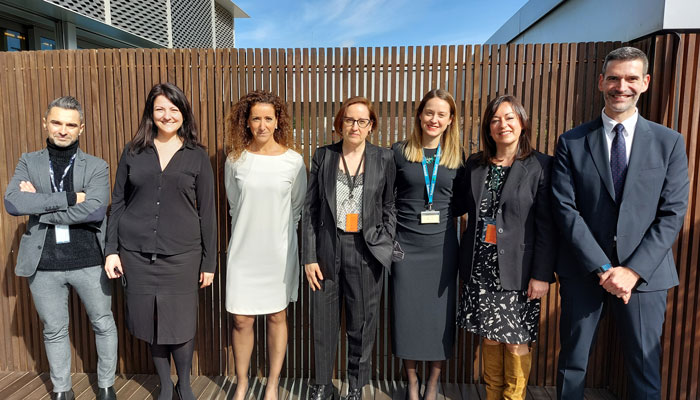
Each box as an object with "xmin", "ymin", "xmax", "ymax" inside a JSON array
[{"xmin": 233, "ymin": 0, "xmax": 528, "ymax": 49}]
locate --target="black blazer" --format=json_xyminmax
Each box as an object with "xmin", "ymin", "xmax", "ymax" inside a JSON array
[
  {"xmin": 302, "ymin": 141, "xmax": 397, "ymax": 279},
  {"xmin": 457, "ymin": 151, "xmax": 556, "ymax": 291}
]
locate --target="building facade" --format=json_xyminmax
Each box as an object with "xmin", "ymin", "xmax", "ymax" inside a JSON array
[
  {"xmin": 486, "ymin": 0, "xmax": 699, "ymax": 44},
  {"xmin": 0, "ymin": 0, "xmax": 248, "ymax": 51}
]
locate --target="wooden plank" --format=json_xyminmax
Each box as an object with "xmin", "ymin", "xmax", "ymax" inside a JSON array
[
  {"xmin": 381, "ymin": 46, "xmax": 390, "ymax": 147},
  {"xmin": 397, "ymin": 46, "xmax": 406, "ymax": 142},
  {"xmin": 372, "ymin": 47, "xmax": 381, "ymax": 146},
  {"xmin": 531, "ymin": 43, "xmax": 544, "ymax": 152},
  {"xmin": 406, "ymin": 46, "xmax": 415, "ymax": 140}
]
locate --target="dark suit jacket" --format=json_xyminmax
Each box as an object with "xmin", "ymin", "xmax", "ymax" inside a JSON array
[
  {"xmin": 457, "ymin": 151, "xmax": 556, "ymax": 291},
  {"xmin": 302, "ymin": 141, "xmax": 397, "ymax": 278},
  {"xmin": 4, "ymin": 148, "xmax": 110, "ymax": 277},
  {"xmin": 551, "ymin": 116, "xmax": 689, "ymax": 291}
]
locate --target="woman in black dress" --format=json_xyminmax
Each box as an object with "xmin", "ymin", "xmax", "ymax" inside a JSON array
[
  {"xmin": 456, "ymin": 95, "xmax": 555, "ymax": 400},
  {"xmin": 104, "ymin": 83, "xmax": 217, "ymax": 400},
  {"xmin": 391, "ymin": 89, "xmax": 465, "ymax": 400}
]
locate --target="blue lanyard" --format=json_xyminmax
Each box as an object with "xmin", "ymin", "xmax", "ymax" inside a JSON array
[
  {"xmin": 49, "ymin": 154, "xmax": 77, "ymax": 192},
  {"xmin": 421, "ymin": 144, "xmax": 441, "ymax": 208}
]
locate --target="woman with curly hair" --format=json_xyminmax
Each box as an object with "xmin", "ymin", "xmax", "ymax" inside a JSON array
[{"xmin": 223, "ymin": 90, "xmax": 306, "ymax": 400}]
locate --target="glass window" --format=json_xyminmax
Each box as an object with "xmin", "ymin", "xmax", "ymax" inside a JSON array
[
  {"xmin": 4, "ymin": 29, "xmax": 27, "ymax": 51},
  {"xmin": 40, "ymin": 36, "xmax": 56, "ymax": 50}
]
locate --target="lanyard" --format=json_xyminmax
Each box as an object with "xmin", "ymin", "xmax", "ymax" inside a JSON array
[
  {"xmin": 340, "ymin": 151, "xmax": 365, "ymax": 199},
  {"xmin": 421, "ymin": 144, "xmax": 441, "ymax": 209},
  {"xmin": 49, "ymin": 154, "xmax": 77, "ymax": 192}
]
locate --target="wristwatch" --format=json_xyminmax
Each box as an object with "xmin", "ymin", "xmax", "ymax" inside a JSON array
[{"xmin": 595, "ymin": 263, "xmax": 612, "ymax": 274}]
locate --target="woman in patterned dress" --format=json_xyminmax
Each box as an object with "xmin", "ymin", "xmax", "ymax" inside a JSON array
[{"xmin": 456, "ymin": 95, "xmax": 556, "ymax": 400}]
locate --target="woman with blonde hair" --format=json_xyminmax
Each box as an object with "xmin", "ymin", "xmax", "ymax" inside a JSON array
[
  {"xmin": 224, "ymin": 90, "xmax": 306, "ymax": 400},
  {"xmin": 390, "ymin": 89, "xmax": 465, "ymax": 400}
]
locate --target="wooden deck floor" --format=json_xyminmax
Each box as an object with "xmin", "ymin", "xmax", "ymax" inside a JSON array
[{"xmin": 0, "ymin": 371, "xmax": 617, "ymax": 399}]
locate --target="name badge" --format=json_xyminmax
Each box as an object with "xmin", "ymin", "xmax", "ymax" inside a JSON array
[
  {"xmin": 345, "ymin": 213, "xmax": 359, "ymax": 232},
  {"xmin": 55, "ymin": 224, "xmax": 70, "ymax": 244},
  {"xmin": 420, "ymin": 210, "xmax": 440, "ymax": 224},
  {"xmin": 480, "ymin": 217, "xmax": 497, "ymax": 244}
]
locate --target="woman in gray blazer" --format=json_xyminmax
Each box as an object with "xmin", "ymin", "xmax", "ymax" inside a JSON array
[
  {"xmin": 302, "ymin": 96, "xmax": 396, "ymax": 400},
  {"xmin": 456, "ymin": 95, "xmax": 556, "ymax": 400}
]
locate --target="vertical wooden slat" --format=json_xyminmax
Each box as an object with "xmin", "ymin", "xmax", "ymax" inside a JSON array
[{"xmin": 380, "ymin": 46, "xmax": 390, "ymax": 147}]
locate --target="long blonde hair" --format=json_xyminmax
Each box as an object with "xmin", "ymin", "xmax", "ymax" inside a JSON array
[{"xmin": 403, "ymin": 89, "xmax": 462, "ymax": 169}]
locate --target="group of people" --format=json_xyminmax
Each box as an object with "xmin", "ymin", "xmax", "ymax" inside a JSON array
[{"xmin": 3, "ymin": 46, "xmax": 688, "ymax": 400}]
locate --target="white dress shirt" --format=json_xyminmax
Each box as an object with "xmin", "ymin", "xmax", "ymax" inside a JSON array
[{"xmin": 601, "ymin": 108, "xmax": 638, "ymax": 164}]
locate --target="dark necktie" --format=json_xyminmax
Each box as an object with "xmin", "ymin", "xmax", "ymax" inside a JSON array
[{"xmin": 610, "ymin": 123, "xmax": 627, "ymax": 203}]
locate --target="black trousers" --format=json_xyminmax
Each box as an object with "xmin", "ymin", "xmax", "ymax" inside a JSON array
[{"xmin": 312, "ymin": 230, "xmax": 384, "ymax": 388}]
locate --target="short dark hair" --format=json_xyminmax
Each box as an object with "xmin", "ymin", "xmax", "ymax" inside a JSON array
[
  {"xmin": 602, "ymin": 46, "xmax": 649, "ymax": 75},
  {"xmin": 478, "ymin": 95, "xmax": 532, "ymax": 165},
  {"xmin": 45, "ymin": 96, "xmax": 84, "ymax": 123},
  {"xmin": 333, "ymin": 96, "xmax": 377, "ymax": 135},
  {"xmin": 131, "ymin": 83, "xmax": 201, "ymax": 153}
]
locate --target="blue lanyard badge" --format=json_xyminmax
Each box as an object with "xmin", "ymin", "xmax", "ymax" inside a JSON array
[
  {"xmin": 49, "ymin": 154, "xmax": 77, "ymax": 192},
  {"xmin": 421, "ymin": 144, "xmax": 441, "ymax": 209}
]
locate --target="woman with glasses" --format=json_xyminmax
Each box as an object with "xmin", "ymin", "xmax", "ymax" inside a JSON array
[
  {"xmin": 223, "ymin": 91, "xmax": 306, "ymax": 400},
  {"xmin": 390, "ymin": 89, "xmax": 465, "ymax": 400},
  {"xmin": 303, "ymin": 96, "xmax": 396, "ymax": 400},
  {"xmin": 457, "ymin": 95, "xmax": 555, "ymax": 400}
]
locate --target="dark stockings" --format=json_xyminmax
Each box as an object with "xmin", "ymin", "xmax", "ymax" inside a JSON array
[{"xmin": 150, "ymin": 339, "xmax": 196, "ymax": 400}]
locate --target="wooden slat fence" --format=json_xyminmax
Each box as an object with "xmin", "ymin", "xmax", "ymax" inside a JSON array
[{"xmin": 0, "ymin": 33, "xmax": 698, "ymax": 399}]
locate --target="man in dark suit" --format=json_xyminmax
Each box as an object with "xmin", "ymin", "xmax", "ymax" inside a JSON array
[
  {"xmin": 4, "ymin": 96, "xmax": 118, "ymax": 400},
  {"xmin": 552, "ymin": 46, "xmax": 689, "ymax": 399}
]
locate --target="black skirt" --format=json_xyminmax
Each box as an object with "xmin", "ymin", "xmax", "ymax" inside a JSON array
[
  {"xmin": 390, "ymin": 225, "xmax": 459, "ymax": 360},
  {"xmin": 121, "ymin": 248, "xmax": 201, "ymax": 344}
]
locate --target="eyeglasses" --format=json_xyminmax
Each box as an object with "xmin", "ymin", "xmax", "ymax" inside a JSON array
[{"xmin": 343, "ymin": 118, "xmax": 371, "ymax": 128}]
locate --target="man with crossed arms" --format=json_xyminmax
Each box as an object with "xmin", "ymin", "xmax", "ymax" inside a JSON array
[{"xmin": 4, "ymin": 96, "xmax": 117, "ymax": 400}]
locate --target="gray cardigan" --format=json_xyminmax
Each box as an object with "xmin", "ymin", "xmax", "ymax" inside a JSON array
[{"xmin": 4, "ymin": 147, "xmax": 109, "ymax": 277}]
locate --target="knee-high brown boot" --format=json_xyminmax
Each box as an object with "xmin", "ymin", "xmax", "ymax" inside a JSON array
[
  {"xmin": 503, "ymin": 349, "xmax": 532, "ymax": 400},
  {"xmin": 482, "ymin": 343, "xmax": 505, "ymax": 400}
]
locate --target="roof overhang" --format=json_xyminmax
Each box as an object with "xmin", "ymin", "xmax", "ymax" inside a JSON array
[
  {"xmin": 214, "ymin": 0, "xmax": 250, "ymax": 18},
  {"xmin": 0, "ymin": 0, "xmax": 163, "ymax": 48}
]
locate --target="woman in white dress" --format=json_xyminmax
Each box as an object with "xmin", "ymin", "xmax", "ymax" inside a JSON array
[{"xmin": 224, "ymin": 90, "xmax": 307, "ymax": 400}]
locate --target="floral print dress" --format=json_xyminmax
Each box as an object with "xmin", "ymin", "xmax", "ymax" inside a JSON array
[{"xmin": 456, "ymin": 164, "xmax": 540, "ymax": 343}]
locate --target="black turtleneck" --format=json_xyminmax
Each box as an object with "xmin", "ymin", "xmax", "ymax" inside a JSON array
[{"xmin": 37, "ymin": 139, "xmax": 104, "ymax": 271}]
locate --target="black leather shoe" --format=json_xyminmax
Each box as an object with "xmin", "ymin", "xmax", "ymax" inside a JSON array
[
  {"xmin": 345, "ymin": 387, "xmax": 362, "ymax": 400},
  {"xmin": 54, "ymin": 390, "xmax": 75, "ymax": 400},
  {"xmin": 97, "ymin": 386, "xmax": 117, "ymax": 400},
  {"xmin": 310, "ymin": 383, "xmax": 334, "ymax": 400}
]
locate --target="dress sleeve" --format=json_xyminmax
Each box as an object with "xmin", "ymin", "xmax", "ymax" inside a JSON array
[
  {"xmin": 290, "ymin": 156, "xmax": 307, "ymax": 228},
  {"xmin": 224, "ymin": 158, "xmax": 239, "ymax": 218}
]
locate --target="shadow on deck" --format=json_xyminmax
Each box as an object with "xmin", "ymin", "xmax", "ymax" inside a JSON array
[{"xmin": 0, "ymin": 371, "xmax": 618, "ymax": 399}]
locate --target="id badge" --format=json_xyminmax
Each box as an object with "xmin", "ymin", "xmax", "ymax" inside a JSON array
[
  {"xmin": 480, "ymin": 217, "xmax": 497, "ymax": 244},
  {"xmin": 55, "ymin": 224, "xmax": 70, "ymax": 244},
  {"xmin": 420, "ymin": 210, "xmax": 440, "ymax": 224},
  {"xmin": 345, "ymin": 213, "xmax": 359, "ymax": 232}
]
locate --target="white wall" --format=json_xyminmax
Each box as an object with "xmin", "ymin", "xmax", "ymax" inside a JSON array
[
  {"xmin": 486, "ymin": 0, "xmax": 700, "ymax": 44},
  {"xmin": 510, "ymin": 0, "xmax": 664, "ymax": 44},
  {"xmin": 663, "ymin": 0, "xmax": 700, "ymax": 29}
]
